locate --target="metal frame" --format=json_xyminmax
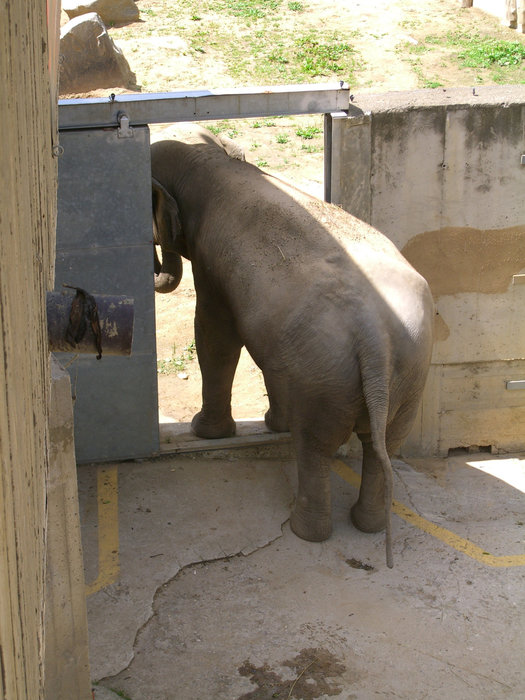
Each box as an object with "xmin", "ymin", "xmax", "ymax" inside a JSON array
[
  {"xmin": 59, "ymin": 83, "xmax": 350, "ymax": 203},
  {"xmin": 55, "ymin": 85, "xmax": 351, "ymax": 461},
  {"xmin": 58, "ymin": 83, "xmax": 349, "ymax": 129}
]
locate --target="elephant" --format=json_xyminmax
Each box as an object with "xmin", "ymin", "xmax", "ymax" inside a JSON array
[{"xmin": 151, "ymin": 125, "xmax": 434, "ymax": 567}]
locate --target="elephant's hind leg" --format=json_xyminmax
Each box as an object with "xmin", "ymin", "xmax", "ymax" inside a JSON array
[
  {"xmin": 290, "ymin": 404, "xmax": 352, "ymax": 542},
  {"xmin": 351, "ymin": 398, "xmax": 422, "ymax": 533},
  {"xmin": 290, "ymin": 433, "xmax": 333, "ymax": 542},
  {"xmin": 350, "ymin": 435, "xmax": 387, "ymax": 533}
]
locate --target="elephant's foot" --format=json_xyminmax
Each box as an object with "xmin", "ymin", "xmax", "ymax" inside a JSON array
[
  {"xmin": 290, "ymin": 503, "xmax": 332, "ymax": 542},
  {"xmin": 264, "ymin": 409, "xmax": 289, "ymax": 433},
  {"xmin": 350, "ymin": 502, "xmax": 386, "ymax": 533},
  {"xmin": 191, "ymin": 411, "xmax": 236, "ymax": 439}
]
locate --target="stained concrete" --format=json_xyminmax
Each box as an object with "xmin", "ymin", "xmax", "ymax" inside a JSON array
[
  {"xmin": 332, "ymin": 87, "xmax": 525, "ymax": 458},
  {"xmin": 79, "ymin": 445, "xmax": 525, "ymax": 699}
]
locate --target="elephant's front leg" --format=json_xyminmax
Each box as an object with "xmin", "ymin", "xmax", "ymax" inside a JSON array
[
  {"xmin": 191, "ymin": 300, "xmax": 242, "ymax": 439},
  {"xmin": 290, "ymin": 435, "xmax": 333, "ymax": 542}
]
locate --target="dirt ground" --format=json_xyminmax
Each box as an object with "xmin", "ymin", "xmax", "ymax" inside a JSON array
[{"xmin": 61, "ymin": 0, "xmax": 521, "ymax": 425}]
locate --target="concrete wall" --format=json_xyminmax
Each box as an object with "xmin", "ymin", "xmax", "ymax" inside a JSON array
[
  {"xmin": 0, "ymin": 2, "xmax": 90, "ymax": 698},
  {"xmin": 44, "ymin": 359, "xmax": 91, "ymax": 700},
  {"xmin": 329, "ymin": 86, "xmax": 525, "ymax": 456}
]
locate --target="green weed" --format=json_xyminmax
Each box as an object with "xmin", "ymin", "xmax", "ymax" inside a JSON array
[
  {"xmin": 109, "ymin": 689, "xmax": 133, "ymax": 700},
  {"xmin": 157, "ymin": 341, "xmax": 196, "ymax": 375},
  {"xmin": 295, "ymin": 34, "xmax": 355, "ymax": 76},
  {"xmin": 457, "ymin": 38, "xmax": 525, "ymax": 68},
  {"xmin": 295, "ymin": 124, "xmax": 321, "ymax": 139},
  {"xmin": 217, "ymin": 0, "xmax": 282, "ymax": 20},
  {"xmin": 276, "ymin": 133, "xmax": 289, "ymax": 143},
  {"xmin": 207, "ymin": 120, "xmax": 235, "ymax": 135},
  {"xmin": 300, "ymin": 143, "xmax": 323, "ymax": 153},
  {"xmin": 398, "ymin": 30, "xmax": 525, "ymax": 87}
]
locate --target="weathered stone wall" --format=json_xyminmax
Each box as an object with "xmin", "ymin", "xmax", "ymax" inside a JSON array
[
  {"xmin": 0, "ymin": 1, "xmax": 58, "ymax": 697},
  {"xmin": 330, "ymin": 86, "xmax": 525, "ymax": 456}
]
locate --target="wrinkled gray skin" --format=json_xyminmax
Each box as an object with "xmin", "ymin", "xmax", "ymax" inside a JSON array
[{"xmin": 151, "ymin": 125, "xmax": 433, "ymax": 567}]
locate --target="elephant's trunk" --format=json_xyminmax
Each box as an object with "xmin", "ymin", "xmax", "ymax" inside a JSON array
[
  {"xmin": 154, "ymin": 248, "xmax": 183, "ymax": 293},
  {"xmin": 152, "ymin": 177, "xmax": 184, "ymax": 294}
]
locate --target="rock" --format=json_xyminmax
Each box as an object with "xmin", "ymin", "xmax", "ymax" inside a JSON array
[
  {"xmin": 59, "ymin": 13, "xmax": 136, "ymax": 94},
  {"xmin": 62, "ymin": 0, "xmax": 140, "ymax": 26}
]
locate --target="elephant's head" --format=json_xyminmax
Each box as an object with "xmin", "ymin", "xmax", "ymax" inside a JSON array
[{"xmin": 151, "ymin": 177, "xmax": 186, "ymax": 294}]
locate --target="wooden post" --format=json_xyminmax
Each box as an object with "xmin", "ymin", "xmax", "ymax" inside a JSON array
[{"xmin": 1, "ymin": 1, "xmax": 61, "ymax": 698}]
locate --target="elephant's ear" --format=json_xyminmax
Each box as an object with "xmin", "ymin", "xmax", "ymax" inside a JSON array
[
  {"xmin": 216, "ymin": 132, "xmax": 245, "ymax": 161},
  {"xmin": 151, "ymin": 177, "xmax": 188, "ymax": 258}
]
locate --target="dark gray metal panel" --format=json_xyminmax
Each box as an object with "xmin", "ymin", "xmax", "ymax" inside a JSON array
[
  {"xmin": 56, "ymin": 128, "xmax": 152, "ymax": 248},
  {"xmin": 55, "ymin": 126, "xmax": 159, "ymax": 462},
  {"xmin": 66, "ymin": 355, "xmax": 159, "ymax": 463}
]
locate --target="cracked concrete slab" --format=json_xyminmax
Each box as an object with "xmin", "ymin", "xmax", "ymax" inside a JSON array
[
  {"xmin": 79, "ymin": 449, "xmax": 525, "ymax": 698},
  {"xmin": 79, "ymin": 453, "xmax": 295, "ymax": 678}
]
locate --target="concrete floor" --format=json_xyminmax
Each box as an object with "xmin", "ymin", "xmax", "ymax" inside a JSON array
[{"xmin": 80, "ymin": 432, "xmax": 525, "ymax": 700}]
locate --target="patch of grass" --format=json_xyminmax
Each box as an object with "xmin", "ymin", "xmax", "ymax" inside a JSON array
[
  {"xmin": 276, "ymin": 133, "xmax": 289, "ymax": 143},
  {"xmin": 423, "ymin": 78, "xmax": 443, "ymax": 88},
  {"xmin": 300, "ymin": 143, "xmax": 323, "ymax": 153},
  {"xmin": 399, "ymin": 18, "xmax": 422, "ymax": 30},
  {"xmin": 152, "ymin": 0, "xmax": 362, "ymax": 86},
  {"xmin": 398, "ymin": 29, "xmax": 525, "ymax": 87},
  {"xmin": 457, "ymin": 37, "xmax": 525, "ymax": 68},
  {"xmin": 157, "ymin": 341, "xmax": 196, "ymax": 375},
  {"xmin": 295, "ymin": 124, "xmax": 321, "ymax": 139},
  {"xmin": 207, "ymin": 120, "xmax": 236, "ymax": 135},
  {"xmin": 216, "ymin": 0, "xmax": 282, "ymax": 20},
  {"xmin": 256, "ymin": 158, "xmax": 269, "ymax": 167},
  {"xmin": 109, "ymin": 689, "xmax": 133, "ymax": 700},
  {"xmin": 295, "ymin": 33, "xmax": 355, "ymax": 76}
]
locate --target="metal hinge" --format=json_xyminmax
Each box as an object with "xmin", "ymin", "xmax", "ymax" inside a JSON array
[{"xmin": 117, "ymin": 111, "xmax": 134, "ymax": 139}]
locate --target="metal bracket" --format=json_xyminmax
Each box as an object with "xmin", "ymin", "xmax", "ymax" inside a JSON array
[
  {"xmin": 506, "ymin": 380, "xmax": 525, "ymax": 391},
  {"xmin": 117, "ymin": 111, "xmax": 134, "ymax": 139}
]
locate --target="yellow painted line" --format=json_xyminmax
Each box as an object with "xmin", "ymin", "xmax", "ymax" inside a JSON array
[
  {"xmin": 333, "ymin": 459, "xmax": 525, "ymax": 568},
  {"xmin": 86, "ymin": 465, "xmax": 120, "ymax": 595}
]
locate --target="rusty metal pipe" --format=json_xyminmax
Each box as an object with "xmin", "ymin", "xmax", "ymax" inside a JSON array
[{"xmin": 47, "ymin": 290, "xmax": 134, "ymax": 356}]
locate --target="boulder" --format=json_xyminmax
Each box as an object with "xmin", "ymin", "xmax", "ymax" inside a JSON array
[
  {"xmin": 62, "ymin": 0, "xmax": 140, "ymax": 26},
  {"xmin": 59, "ymin": 13, "xmax": 136, "ymax": 94}
]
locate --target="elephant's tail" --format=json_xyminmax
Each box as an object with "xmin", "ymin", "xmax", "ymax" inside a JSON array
[{"xmin": 358, "ymin": 342, "xmax": 394, "ymax": 569}]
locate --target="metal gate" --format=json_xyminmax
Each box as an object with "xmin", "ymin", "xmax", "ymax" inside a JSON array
[{"xmin": 55, "ymin": 84, "xmax": 350, "ymax": 463}]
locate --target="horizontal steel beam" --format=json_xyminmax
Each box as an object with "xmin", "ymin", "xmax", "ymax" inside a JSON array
[{"xmin": 58, "ymin": 83, "xmax": 350, "ymax": 130}]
